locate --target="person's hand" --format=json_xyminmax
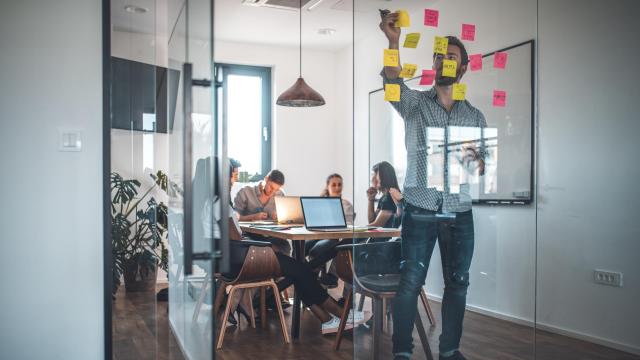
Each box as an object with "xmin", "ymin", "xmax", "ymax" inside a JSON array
[
  {"xmin": 366, "ymin": 187, "xmax": 378, "ymax": 202},
  {"xmin": 252, "ymin": 212, "xmax": 269, "ymax": 221},
  {"xmin": 379, "ymin": 10, "xmax": 401, "ymax": 46},
  {"xmin": 389, "ymin": 188, "xmax": 403, "ymax": 204}
]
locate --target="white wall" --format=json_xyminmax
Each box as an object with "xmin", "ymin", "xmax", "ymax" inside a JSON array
[
  {"xmin": 536, "ymin": 0, "xmax": 640, "ymax": 352},
  {"xmin": 214, "ymin": 41, "xmax": 354, "ymax": 201},
  {"xmin": 0, "ymin": 0, "xmax": 104, "ymax": 359}
]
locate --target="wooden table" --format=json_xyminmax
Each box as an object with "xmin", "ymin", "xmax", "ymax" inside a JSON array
[{"xmin": 239, "ymin": 223, "xmax": 401, "ymax": 339}]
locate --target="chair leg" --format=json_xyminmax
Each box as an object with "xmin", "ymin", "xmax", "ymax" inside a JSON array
[
  {"xmin": 213, "ymin": 282, "xmax": 227, "ymax": 318},
  {"xmin": 357, "ymin": 293, "xmax": 366, "ymax": 311},
  {"xmin": 382, "ymin": 297, "xmax": 388, "ymax": 332},
  {"xmin": 372, "ymin": 298, "xmax": 384, "ymax": 360},
  {"xmin": 334, "ymin": 290, "xmax": 353, "ymax": 350},
  {"xmin": 192, "ymin": 273, "xmax": 212, "ymax": 322},
  {"xmin": 260, "ymin": 287, "xmax": 267, "ymax": 329},
  {"xmin": 245, "ymin": 289, "xmax": 256, "ymax": 328},
  {"xmin": 216, "ymin": 285, "xmax": 236, "ymax": 350},
  {"xmin": 415, "ymin": 311, "xmax": 434, "ymax": 360},
  {"xmin": 270, "ymin": 282, "xmax": 290, "ymax": 344},
  {"xmin": 420, "ymin": 288, "xmax": 436, "ymax": 326}
]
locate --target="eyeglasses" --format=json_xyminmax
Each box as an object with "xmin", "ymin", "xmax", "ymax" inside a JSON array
[{"xmin": 434, "ymin": 53, "xmax": 459, "ymax": 62}]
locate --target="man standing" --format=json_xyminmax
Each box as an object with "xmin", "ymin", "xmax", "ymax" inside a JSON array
[{"xmin": 379, "ymin": 11, "xmax": 486, "ymax": 360}]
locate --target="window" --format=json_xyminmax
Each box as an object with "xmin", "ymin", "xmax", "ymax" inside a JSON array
[{"xmin": 216, "ymin": 63, "xmax": 272, "ymax": 182}]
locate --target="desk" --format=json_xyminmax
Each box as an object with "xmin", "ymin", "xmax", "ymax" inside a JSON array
[{"xmin": 239, "ymin": 224, "xmax": 401, "ymax": 339}]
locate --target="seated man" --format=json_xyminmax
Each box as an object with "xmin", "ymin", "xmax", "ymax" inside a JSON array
[{"xmin": 233, "ymin": 169, "xmax": 290, "ymax": 254}]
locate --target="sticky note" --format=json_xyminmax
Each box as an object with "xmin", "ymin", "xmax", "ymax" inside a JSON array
[
  {"xmin": 399, "ymin": 63, "xmax": 418, "ymax": 78},
  {"xmin": 420, "ymin": 69, "xmax": 436, "ymax": 85},
  {"xmin": 453, "ymin": 83, "xmax": 467, "ymax": 100},
  {"xmin": 385, "ymin": 84, "xmax": 401, "ymax": 102},
  {"xmin": 469, "ymin": 54, "xmax": 483, "ymax": 71},
  {"xmin": 493, "ymin": 90, "xmax": 507, "ymax": 107},
  {"xmin": 403, "ymin": 33, "xmax": 421, "ymax": 48},
  {"xmin": 424, "ymin": 9, "xmax": 439, "ymax": 27},
  {"xmin": 384, "ymin": 49, "xmax": 399, "ymax": 67},
  {"xmin": 433, "ymin": 36, "xmax": 448, "ymax": 55},
  {"xmin": 461, "ymin": 24, "xmax": 476, "ymax": 41},
  {"xmin": 396, "ymin": 10, "xmax": 410, "ymax": 28},
  {"xmin": 442, "ymin": 59, "xmax": 457, "ymax": 78},
  {"xmin": 494, "ymin": 51, "xmax": 508, "ymax": 69}
]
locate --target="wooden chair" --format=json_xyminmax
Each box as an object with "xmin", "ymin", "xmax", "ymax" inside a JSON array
[
  {"xmin": 212, "ymin": 240, "xmax": 290, "ymax": 349},
  {"xmin": 333, "ymin": 241, "xmax": 434, "ymax": 360}
]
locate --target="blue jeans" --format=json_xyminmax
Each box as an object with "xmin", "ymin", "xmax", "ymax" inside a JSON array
[{"xmin": 392, "ymin": 203, "xmax": 475, "ymax": 357}]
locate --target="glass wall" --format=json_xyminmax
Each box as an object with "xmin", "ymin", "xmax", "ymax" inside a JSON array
[{"xmin": 353, "ymin": 1, "xmax": 537, "ymax": 359}]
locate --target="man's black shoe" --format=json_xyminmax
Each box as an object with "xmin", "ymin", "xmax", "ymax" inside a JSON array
[{"xmin": 439, "ymin": 351, "xmax": 467, "ymax": 360}]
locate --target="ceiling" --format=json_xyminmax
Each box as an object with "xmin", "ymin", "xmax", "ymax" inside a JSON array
[{"xmin": 112, "ymin": 0, "xmax": 400, "ymax": 51}]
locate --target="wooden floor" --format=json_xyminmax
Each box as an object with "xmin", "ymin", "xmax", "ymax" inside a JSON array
[{"xmin": 113, "ymin": 285, "xmax": 639, "ymax": 360}]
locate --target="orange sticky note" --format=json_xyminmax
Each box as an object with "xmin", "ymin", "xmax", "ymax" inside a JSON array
[
  {"xmin": 424, "ymin": 9, "xmax": 439, "ymax": 27},
  {"xmin": 434, "ymin": 36, "xmax": 448, "ymax": 55},
  {"xmin": 461, "ymin": 24, "xmax": 476, "ymax": 41},
  {"xmin": 403, "ymin": 33, "xmax": 421, "ymax": 48},
  {"xmin": 494, "ymin": 51, "xmax": 508, "ymax": 69},
  {"xmin": 399, "ymin": 64, "xmax": 418, "ymax": 78},
  {"xmin": 420, "ymin": 69, "xmax": 436, "ymax": 85},
  {"xmin": 469, "ymin": 54, "xmax": 483, "ymax": 71},
  {"xmin": 383, "ymin": 49, "xmax": 399, "ymax": 67},
  {"xmin": 385, "ymin": 84, "xmax": 401, "ymax": 102},
  {"xmin": 396, "ymin": 10, "xmax": 410, "ymax": 28},
  {"xmin": 442, "ymin": 59, "xmax": 457, "ymax": 77},
  {"xmin": 493, "ymin": 90, "xmax": 507, "ymax": 107},
  {"xmin": 453, "ymin": 83, "xmax": 467, "ymax": 100}
]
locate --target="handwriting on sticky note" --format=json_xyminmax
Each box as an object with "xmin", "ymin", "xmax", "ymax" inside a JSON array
[
  {"xmin": 433, "ymin": 36, "xmax": 448, "ymax": 55},
  {"xmin": 396, "ymin": 10, "xmax": 410, "ymax": 28},
  {"xmin": 403, "ymin": 33, "xmax": 421, "ymax": 48},
  {"xmin": 453, "ymin": 83, "xmax": 467, "ymax": 100},
  {"xmin": 420, "ymin": 69, "xmax": 436, "ymax": 85},
  {"xmin": 494, "ymin": 52, "xmax": 508, "ymax": 69},
  {"xmin": 424, "ymin": 9, "xmax": 439, "ymax": 27},
  {"xmin": 442, "ymin": 59, "xmax": 457, "ymax": 78},
  {"xmin": 461, "ymin": 24, "xmax": 476, "ymax": 41},
  {"xmin": 400, "ymin": 64, "xmax": 418, "ymax": 78},
  {"xmin": 469, "ymin": 54, "xmax": 482, "ymax": 71},
  {"xmin": 384, "ymin": 49, "xmax": 399, "ymax": 67},
  {"xmin": 385, "ymin": 84, "xmax": 401, "ymax": 102},
  {"xmin": 493, "ymin": 90, "xmax": 506, "ymax": 107}
]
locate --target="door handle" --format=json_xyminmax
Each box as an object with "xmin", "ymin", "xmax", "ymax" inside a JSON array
[{"xmin": 183, "ymin": 63, "xmax": 195, "ymax": 275}]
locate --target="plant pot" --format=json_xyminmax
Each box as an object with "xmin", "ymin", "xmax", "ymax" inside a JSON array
[{"xmin": 123, "ymin": 259, "xmax": 157, "ymax": 292}]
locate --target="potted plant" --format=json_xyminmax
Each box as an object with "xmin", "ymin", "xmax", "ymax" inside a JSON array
[{"xmin": 110, "ymin": 170, "xmax": 169, "ymax": 297}]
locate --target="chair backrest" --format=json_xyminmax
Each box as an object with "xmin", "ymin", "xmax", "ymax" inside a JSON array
[
  {"xmin": 333, "ymin": 248, "xmax": 353, "ymax": 285},
  {"xmin": 229, "ymin": 245, "xmax": 281, "ymax": 284}
]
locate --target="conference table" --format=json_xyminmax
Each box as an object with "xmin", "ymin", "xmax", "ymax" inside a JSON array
[{"xmin": 239, "ymin": 223, "xmax": 401, "ymax": 340}]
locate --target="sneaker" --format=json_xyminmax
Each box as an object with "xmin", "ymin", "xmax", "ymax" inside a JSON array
[
  {"xmin": 321, "ymin": 316, "xmax": 354, "ymax": 334},
  {"xmin": 347, "ymin": 310, "xmax": 372, "ymax": 326},
  {"xmin": 439, "ymin": 351, "xmax": 467, "ymax": 360}
]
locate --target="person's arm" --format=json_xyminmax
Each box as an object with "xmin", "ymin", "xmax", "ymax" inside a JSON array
[
  {"xmin": 343, "ymin": 200, "xmax": 354, "ymax": 225},
  {"xmin": 369, "ymin": 210, "xmax": 393, "ymax": 227},
  {"xmin": 379, "ymin": 10, "xmax": 402, "ymax": 80},
  {"xmin": 366, "ymin": 187, "xmax": 377, "ymax": 223}
]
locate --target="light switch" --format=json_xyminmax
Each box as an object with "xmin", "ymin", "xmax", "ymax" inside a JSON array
[{"xmin": 59, "ymin": 130, "xmax": 82, "ymax": 152}]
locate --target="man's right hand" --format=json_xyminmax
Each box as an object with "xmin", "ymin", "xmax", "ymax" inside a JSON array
[
  {"xmin": 379, "ymin": 10, "xmax": 401, "ymax": 47},
  {"xmin": 252, "ymin": 212, "xmax": 269, "ymax": 221}
]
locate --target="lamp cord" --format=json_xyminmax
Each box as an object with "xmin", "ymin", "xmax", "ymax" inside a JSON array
[{"xmin": 299, "ymin": 0, "xmax": 302, "ymax": 78}]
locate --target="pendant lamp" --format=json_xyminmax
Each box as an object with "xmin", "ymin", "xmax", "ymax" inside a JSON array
[{"xmin": 276, "ymin": 0, "xmax": 325, "ymax": 107}]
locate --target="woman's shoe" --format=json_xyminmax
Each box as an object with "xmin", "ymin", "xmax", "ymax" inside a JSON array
[
  {"xmin": 226, "ymin": 312, "xmax": 237, "ymax": 326},
  {"xmin": 236, "ymin": 306, "xmax": 253, "ymax": 324}
]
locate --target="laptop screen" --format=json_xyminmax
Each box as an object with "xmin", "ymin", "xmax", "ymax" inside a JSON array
[{"xmin": 300, "ymin": 197, "xmax": 346, "ymax": 228}]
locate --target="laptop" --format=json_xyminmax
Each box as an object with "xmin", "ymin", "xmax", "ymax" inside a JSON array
[
  {"xmin": 300, "ymin": 196, "xmax": 352, "ymax": 232},
  {"xmin": 275, "ymin": 196, "xmax": 305, "ymax": 225}
]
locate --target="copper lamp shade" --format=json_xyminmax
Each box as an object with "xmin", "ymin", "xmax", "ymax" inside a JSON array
[{"xmin": 276, "ymin": 77, "xmax": 325, "ymax": 107}]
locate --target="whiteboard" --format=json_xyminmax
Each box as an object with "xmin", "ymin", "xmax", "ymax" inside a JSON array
[{"xmin": 369, "ymin": 40, "xmax": 534, "ymax": 204}]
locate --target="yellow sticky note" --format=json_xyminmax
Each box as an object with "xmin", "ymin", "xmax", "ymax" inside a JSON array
[
  {"xmin": 434, "ymin": 36, "xmax": 448, "ymax": 55},
  {"xmin": 395, "ymin": 10, "xmax": 410, "ymax": 28},
  {"xmin": 399, "ymin": 64, "xmax": 418, "ymax": 78},
  {"xmin": 452, "ymin": 83, "xmax": 467, "ymax": 100},
  {"xmin": 442, "ymin": 59, "xmax": 457, "ymax": 77},
  {"xmin": 403, "ymin": 33, "xmax": 421, "ymax": 48},
  {"xmin": 385, "ymin": 84, "xmax": 401, "ymax": 102},
  {"xmin": 383, "ymin": 49, "xmax": 399, "ymax": 67}
]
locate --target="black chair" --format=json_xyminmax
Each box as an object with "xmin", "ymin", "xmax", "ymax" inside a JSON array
[{"xmin": 333, "ymin": 241, "xmax": 435, "ymax": 360}]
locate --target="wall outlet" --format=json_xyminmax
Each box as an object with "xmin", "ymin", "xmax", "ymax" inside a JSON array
[{"xmin": 594, "ymin": 269, "xmax": 623, "ymax": 287}]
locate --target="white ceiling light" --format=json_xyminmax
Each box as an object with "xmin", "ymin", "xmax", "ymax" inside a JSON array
[
  {"xmin": 124, "ymin": 5, "xmax": 148, "ymax": 14},
  {"xmin": 317, "ymin": 28, "xmax": 336, "ymax": 35}
]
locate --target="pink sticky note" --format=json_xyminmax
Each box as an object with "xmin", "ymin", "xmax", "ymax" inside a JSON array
[
  {"xmin": 493, "ymin": 90, "xmax": 507, "ymax": 107},
  {"xmin": 469, "ymin": 54, "xmax": 482, "ymax": 71},
  {"xmin": 494, "ymin": 51, "xmax": 508, "ymax": 69},
  {"xmin": 424, "ymin": 9, "xmax": 439, "ymax": 27},
  {"xmin": 461, "ymin": 24, "xmax": 476, "ymax": 41},
  {"xmin": 420, "ymin": 69, "xmax": 436, "ymax": 85}
]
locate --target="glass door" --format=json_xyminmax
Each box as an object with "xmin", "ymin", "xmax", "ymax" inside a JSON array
[{"xmin": 167, "ymin": 0, "xmax": 221, "ymax": 359}]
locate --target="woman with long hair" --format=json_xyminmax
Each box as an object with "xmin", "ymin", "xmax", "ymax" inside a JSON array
[{"xmin": 367, "ymin": 161, "xmax": 401, "ymax": 228}]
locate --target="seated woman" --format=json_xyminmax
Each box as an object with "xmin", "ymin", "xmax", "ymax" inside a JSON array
[{"xmin": 366, "ymin": 161, "xmax": 402, "ymax": 240}]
